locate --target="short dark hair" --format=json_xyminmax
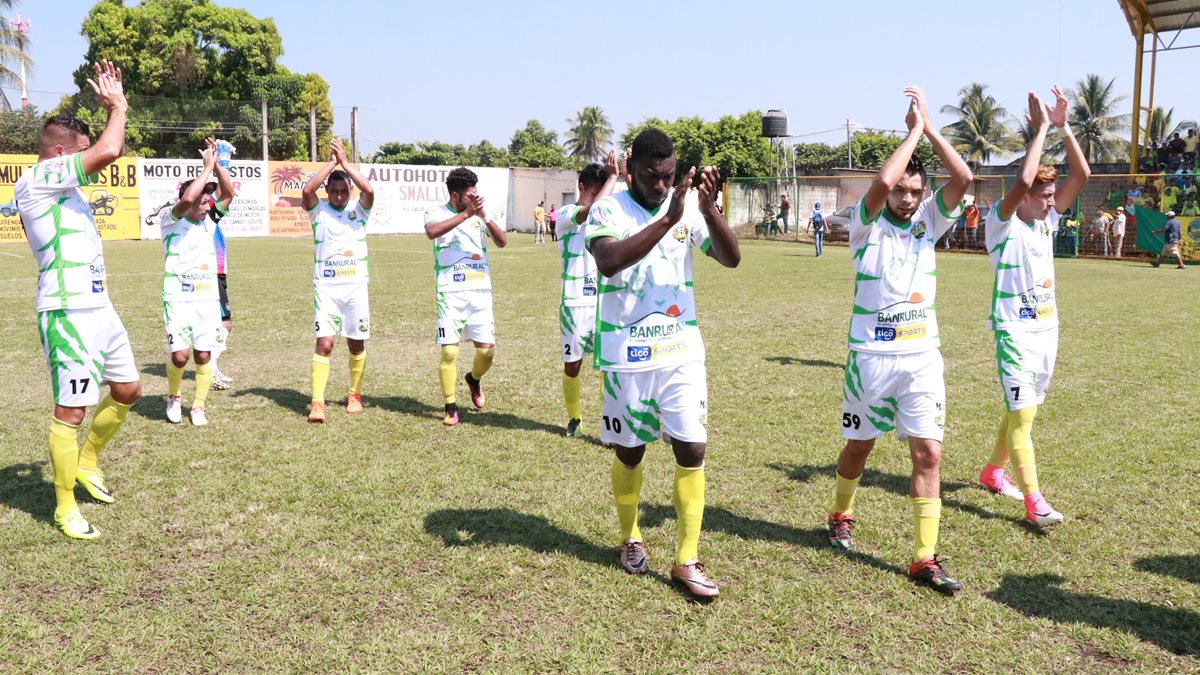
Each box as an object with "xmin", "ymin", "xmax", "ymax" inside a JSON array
[
  {"xmin": 630, "ymin": 128, "xmax": 674, "ymax": 167},
  {"xmin": 446, "ymin": 166, "xmax": 478, "ymax": 194},
  {"xmin": 579, "ymin": 162, "xmax": 607, "ymax": 189},
  {"xmin": 178, "ymin": 179, "xmax": 217, "ymax": 199},
  {"xmin": 43, "ymin": 114, "xmax": 90, "ymax": 139},
  {"xmin": 902, "ymin": 156, "xmax": 927, "ymax": 185},
  {"xmin": 327, "ymin": 170, "xmax": 351, "ymax": 187}
]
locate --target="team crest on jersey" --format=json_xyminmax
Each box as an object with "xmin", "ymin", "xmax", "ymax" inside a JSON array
[
  {"xmin": 672, "ymin": 223, "xmax": 689, "ymax": 242},
  {"xmin": 912, "ymin": 221, "xmax": 927, "ymax": 239}
]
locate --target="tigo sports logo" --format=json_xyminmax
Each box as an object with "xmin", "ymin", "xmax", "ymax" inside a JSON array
[
  {"xmin": 627, "ymin": 345, "xmax": 652, "ymax": 362},
  {"xmin": 874, "ymin": 326, "xmax": 896, "ymax": 341},
  {"xmin": 92, "ymin": 280, "xmax": 105, "ymax": 293}
]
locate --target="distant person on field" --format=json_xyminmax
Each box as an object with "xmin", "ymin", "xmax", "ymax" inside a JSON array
[
  {"xmin": 15, "ymin": 61, "xmax": 141, "ymax": 540},
  {"xmin": 975, "ymin": 86, "xmax": 1091, "ymax": 529},
  {"xmin": 547, "ymin": 203, "xmax": 558, "ymax": 242},
  {"xmin": 534, "ymin": 200, "xmax": 547, "ymax": 244},
  {"xmin": 778, "ymin": 192, "xmax": 791, "ymax": 234},
  {"xmin": 808, "ymin": 202, "xmax": 825, "ymax": 256},
  {"xmin": 1090, "ymin": 207, "xmax": 1111, "ymax": 256},
  {"xmin": 1110, "ymin": 206, "xmax": 1126, "ymax": 258},
  {"xmin": 1150, "ymin": 210, "xmax": 1186, "ymax": 269},
  {"xmin": 964, "ymin": 202, "xmax": 979, "ymax": 249}
]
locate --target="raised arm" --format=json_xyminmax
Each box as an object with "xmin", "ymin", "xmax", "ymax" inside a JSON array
[
  {"xmin": 591, "ymin": 168, "xmax": 695, "ymax": 278},
  {"xmin": 572, "ymin": 150, "xmax": 622, "ymax": 225},
  {"xmin": 302, "ymin": 155, "xmax": 339, "ymax": 211},
  {"xmin": 863, "ymin": 96, "xmax": 924, "ymax": 221},
  {"xmin": 172, "ymin": 145, "xmax": 216, "ymax": 219},
  {"xmin": 209, "ymin": 138, "xmax": 237, "ymax": 210},
  {"xmin": 80, "ymin": 61, "xmax": 127, "ymax": 177},
  {"xmin": 908, "ymin": 85, "xmax": 973, "ymax": 206},
  {"xmin": 697, "ymin": 166, "xmax": 739, "ymax": 268},
  {"xmin": 1047, "ymin": 85, "xmax": 1091, "ymax": 211},
  {"xmin": 472, "ymin": 194, "xmax": 507, "ymax": 248},
  {"xmin": 999, "ymin": 92, "xmax": 1049, "ymax": 222},
  {"xmin": 331, "ymin": 138, "xmax": 374, "ymax": 209}
]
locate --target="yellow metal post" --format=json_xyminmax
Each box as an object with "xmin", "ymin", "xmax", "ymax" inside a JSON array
[{"xmin": 1130, "ymin": 16, "xmax": 1144, "ymax": 173}]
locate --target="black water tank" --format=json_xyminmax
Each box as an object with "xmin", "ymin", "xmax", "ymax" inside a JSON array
[{"xmin": 762, "ymin": 110, "xmax": 788, "ymax": 137}]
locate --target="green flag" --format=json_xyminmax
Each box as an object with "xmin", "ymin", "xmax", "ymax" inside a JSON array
[{"xmin": 1131, "ymin": 205, "xmax": 1167, "ymax": 253}]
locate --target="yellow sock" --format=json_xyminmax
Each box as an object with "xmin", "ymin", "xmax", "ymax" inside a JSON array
[
  {"xmin": 673, "ymin": 464, "xmax": 705, "ymax": 565},
  {"xmin": 439, "ymin": 345, "xmax": 459, "ymax": 404},
  {"xmin": 471, "ymin": 346, "xmax": 494, "ymax": 380},
  {"xmin": 1006, "ymin": 406, "xmax": 1039, "ymax": 494},
  {"xmin": 49, "ymin": 417, "xmax": 80, "ymax": 518},
  {"xmin": 611, "ymin": 458, "xmax": 644, "ymax": 542},
  {"xmin": 311, "ymin": 354, "xmax": 330, "ymax": 404},
  {"xmin": 348, "ymin": 352, "xmax": 366, "ymax": 395},
  {"xmin": 193, "ymin": 362, "xmax": 213, "ymax": 409},
  {"xmin": 80, "ymin": 395, "xmax": 131, "ymax": 472},
  {"xmin": 563, "ymin": 372, "xmax": 582, "ymax": 420},
  {"xmin": 167, "ymin": 361, "xmax": 184, "ymax": 397},
  {"xmin": 912, "ymin": 497, "xmax": 941, "ymax": 562},
  {"xmin": 989, "ymin": 413, "xmax": 1011, "ymax": 467},
  {"xmin": 833, "ymin": 471, "xmax": 861, "ymax": 515}
]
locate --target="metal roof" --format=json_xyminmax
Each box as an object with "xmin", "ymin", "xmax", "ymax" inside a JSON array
[{"xmin": 1120, "ymin": 0, "xmax": 1200, "ymax": 36}]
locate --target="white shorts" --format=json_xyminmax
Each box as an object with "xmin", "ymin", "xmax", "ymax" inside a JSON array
[
  {"xmin": 164, "ymin": 299, "xmax": 222, "ymax": 353},
  {"xmin": 437, "ymin": 289, "xmax": 495, "ymax": 345},
  {"xmin": 994, "ymin": 328, "xmax": 1057, "ymax": 411},
  {"xmin": 600, "ymin": 360, "xmax": 708, "ymax": 447},
  {"xmin": 560, "ymin": 303, "xmax": 596, "ymax": 363},
  {"xmin": 315, "ymin": 282, "xmax": 370, "ymax": 340},
  {"xmin": 842, "ymin": 349, "xmax": 945, "ymax": 442},
  {"xmin": 39, "ymin": 305, "xmax": 138, "ymax": 407}
]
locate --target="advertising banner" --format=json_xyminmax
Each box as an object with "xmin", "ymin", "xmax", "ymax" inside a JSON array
[{"xmin": 137, "ymin": 158, "xmax": 270, "ymax": 239}]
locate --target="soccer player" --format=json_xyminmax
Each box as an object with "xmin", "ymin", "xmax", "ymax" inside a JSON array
[
  {"xmin": 425, "ymin": 167, "xmax": 508, "ymax": 426},
  {"xmin": 208, "ymin": 140, "xmax": 237, "ymax": 390},
  {"xmin": 975, "ymin": 87, "xmax": 1090, "ymax": 527},
  {"xmin": 15, "ymin": 61, "xmax": 142, "ymax": 539},
  {"xmin": 160, "ymin": 140, "xmax": 227, "ymax": 427},
  {"xmin": 556, "ymin": 151, "xmax": 620, "ymax": 437},
  {"xmin": 303, "ymin": 138, "xmax": 375, "ymax": 423},
  {"xmin": 826, "ymin": 87, "xmax": 972, "ymax": 594},
  {"xmin": 586, "ymin": 129, "xmax": 741, "ymax": 599}
]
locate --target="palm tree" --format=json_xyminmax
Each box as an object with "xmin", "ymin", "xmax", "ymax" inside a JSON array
[
  {"xmin": 564, "ymin": 106, "xmax": 613, "ymax": 163},
  {"xmin": 0, "ymin": 1, "xmax": 32, "ymax": 110},
  {"xmin": 1145, "ymin": 106, "xmax": 1174, "ymax": 144},
  {"xmin": 1053, "ymin": 74, "xmax": 1129, "ymax": 163},
  {"xmin": 940, "ymin": 83, "xmax": 1021, "ymax": 168}
]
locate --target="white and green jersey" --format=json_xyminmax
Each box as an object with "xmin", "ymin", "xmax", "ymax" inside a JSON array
[
  {"xmin": 425, "ymin": 204, "xmax": 491, "ymax": 293},
  {"xmin": 15, "ymin": 153, "xmax": 109, "ymax": 312},
  {"xmin": 585, "ymin": 189, "xmax": 711, "ymax": 372},
  {"xmin": 557, "ymin": 204, "xmax": 599, "ymax": 307},
  {"xmin": 160, "ymin": 210, "xmax": 219, "ymax": 302},
  {"xmin": 984, "ymin": 206, "xmax": 1059, "ymax": 332},
  {"xmin": 846, "ymin": 191, "xmax": 961, "ymax": 354},
  {"xmin": 310, "ymin": 199, "xmax": 370, "ymax": 285}
]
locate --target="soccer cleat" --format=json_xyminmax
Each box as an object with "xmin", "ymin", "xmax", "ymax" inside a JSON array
[
  {"xmin": 217, "ymin": 370, "xmax": 233, "ymax": 384},
  {"xmin": 909, "ymin": 555, "xmax": 963, "ymax": 595},
  {"xmin": 442, "ymin": 404, "xmax": 460, "ymax": 427},
  {"xmin": 827, "ymin": 512, "xmax": 855, "ymax": 551},
  {"xmin": 190, "ymin": 407, "xmax": 209, "ymax": 427},
  {"xmin": 1027, "ymin": 507, "xmax": 1065, "ymax": 527},
  {"xmin": 464, "ymin": 373, "xmax": 485, "ymax": 410},
  {"xmin": 166, "ymin": 395, "xmax": 183, "ymax": 424},
  {"xmin": 308, "ymin": 401, "xmax": 326, "ymax": 424},
  {"xmin": 619, "ymin": 539, "xmax": 648, "ymax": 574},
  {"xmin": 54, "ymin": 510, "xmax": 100, "ymax": 540},
  {"xmin": 978, "ymin": 471, "xmax": 1024, "ymax": 501},
  {"xmin": 209, "ymin": 378, "xmax": 229, "ymax": 391},
  {"xmin": 670, "ymin": 560, "xmax": 719, "ymax": 598},
  {"xmin": 565, "ymin": 418, "xmax": 582, "ymax": 437},
  {"xmin": 346, "ymin": 393, "xmax": 363, "ymax": 414},
  {"xmin": 75, "ymin": 467, "xmax": 114, "ymax": 504}
]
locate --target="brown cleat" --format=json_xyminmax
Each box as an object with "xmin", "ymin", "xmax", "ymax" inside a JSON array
[
  {"xmin": 619, "ymin": 539, "xmax": 648, "ymax": 575},
  {"xmin": 670, "ymin": 560, "xmax": 719, "ymax": 598},
  {"xmin": 346, "ymin": 393, "xmax": 363, "ymax": 414},
  {"xmin": 308, "ymin": 401, "xmax": 326, "ymax": 423}
]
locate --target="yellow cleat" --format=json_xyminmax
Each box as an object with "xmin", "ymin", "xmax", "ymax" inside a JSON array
[
  {"xmin": 75, "ymin": 467, "xmax": 114, "ymax": 504},
  {"xmin": 54, "ymin": 510, "xmax": 100, "ymax": 540}
]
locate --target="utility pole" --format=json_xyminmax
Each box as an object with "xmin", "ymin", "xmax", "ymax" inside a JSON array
[
  {"xmin": 261, "ymin": 99, "xmax": 268, "ymax": 160},
  {"xmin": 846, "ymin": 119, "xmax": 853, "ymax": 169},
  {"xmin": 351, "ymin": 107, "xmax": 359, "ymax": 163},
  {"xmin": 9, "ymin": 15, "xmax": 30, "ymax": 110},
  {"xmin": 309, "ymin": 104, "xmax": 317, "ymax": 161}
]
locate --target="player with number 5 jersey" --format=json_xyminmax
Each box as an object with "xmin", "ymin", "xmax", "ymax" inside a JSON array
[{"xmin": 15, "ymin": 61, "xmax": 142, "ymax": 540}]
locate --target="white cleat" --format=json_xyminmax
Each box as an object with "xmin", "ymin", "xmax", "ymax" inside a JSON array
[
  {"xmin": 166, "ymin": 395, "xmax": 182, "ymax": 424},
  {"xmin": 190, "ymin": 407, "xmax": 209, "ymax": 427},
  {"xmin": 1027, "ymin": 507, "xmax": 1064, "ymax": 527}
]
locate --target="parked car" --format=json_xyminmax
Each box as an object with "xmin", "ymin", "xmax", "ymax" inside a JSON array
[
  {"xmin": 821, "ymin": 206, "xmax": 853, "ymax": 241},
  {"xmin": 0, "ymin": 200, "xmax": 16, "ymax": 217}
]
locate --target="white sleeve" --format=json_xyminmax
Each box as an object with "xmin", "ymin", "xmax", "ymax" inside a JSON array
[
  {"xmin": 983, "ymin": 203, "xmax": 1012, "ymax": 252},
  {"xmin": 925, "ymin": 189, "xmax": 965, "ymax": 240}
]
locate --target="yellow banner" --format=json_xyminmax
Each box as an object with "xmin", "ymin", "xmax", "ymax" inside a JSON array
[{"xmin": 0, "ymin": 153, "xmax": 141, "ymax": 242}]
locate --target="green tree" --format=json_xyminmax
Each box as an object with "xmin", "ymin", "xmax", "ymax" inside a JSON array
[
  {"xmin": 940, "ymin": 83, "xmax": 1021, "ymax": 168},
  {"xmin": 0, "ymin": 104, "xmax": 43, "ymax": 153},
  {"xmin": 0, "ymin": 0, "xmax": 33, "ymax": 110},
  {"xmin": 564, "ymin": 106, "xmax": 613, "ymax": 163},
  {"xmin": 1145, "ymin": 106, "xmax": 1174, "ymax": 145},
  {"xmin": 620, "ymin": 112, "xmax": 771, "ymax": 180},
  {"xmin": 1053, "ymin": 74, "xmax": 1129, "ymax": 163},
  {"xmin": 508, "ymin": 120, "xmax": 571, "ymax": 168}
]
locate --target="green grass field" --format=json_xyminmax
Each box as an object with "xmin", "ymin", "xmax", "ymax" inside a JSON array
[{"xmin": 0, "ymin": 234, "xmax": 1196, "ymax": 671}]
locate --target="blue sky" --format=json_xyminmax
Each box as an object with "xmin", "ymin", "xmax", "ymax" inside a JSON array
[{"xmin": 12, "ymin": 0, "xmax": 1198, "ymax": 159}]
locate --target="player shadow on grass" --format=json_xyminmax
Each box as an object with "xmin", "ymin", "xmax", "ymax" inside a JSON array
[
  {"xmin": 763, "ymin": 356, "xmax": 842, "ymax": 369},
  {"xmin": 987, "ymin": 573, "xmax": 1200, "ymax": 657},
  {"xmin": 637, "ymin": 503, "xmax": 905, "ymax": 579},
  {"xmin": 230, "ymin": 387, "xmax": 312, "ymax": 417},
  {"xmin": 767, "ymin": 463, "xmax": 1044, "ymax": 534},
  {"xmin": 1134, "ymin": 555, "xmax": 1200, "ymax": 585},
  {"xmin": 0, "ymin": 461, "xmax": 57, "ymax": 525},
  {"xmin": 372, "ymin": 395, "xmax": 574, "ymax": 437},
  {"xmin": 422, "ymin": 508, "xmax": 691, "ymax": 599}
]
